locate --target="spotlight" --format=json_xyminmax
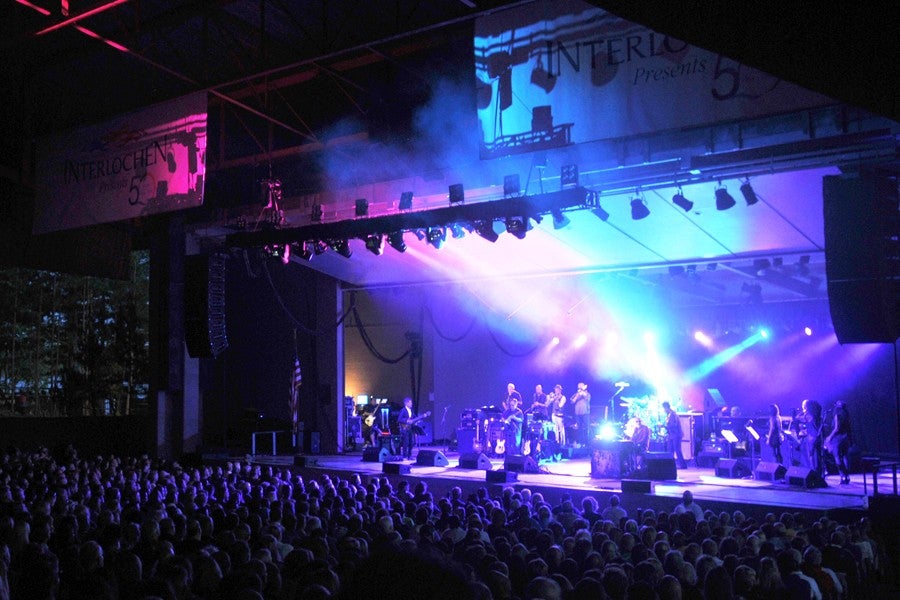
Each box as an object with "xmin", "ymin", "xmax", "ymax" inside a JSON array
[
  {"xmin": 804, "ymin": 326, "xmax": 813, "ymax": 336},
  {"xmin": 715, "ymin": 183, "xmax": 736, "ymax": 211},
  {"xmin": 592, "ymin": 205, "xmax": 610, "ymax": 221},
  {"xmin": 364, "ymin": 234, "xmax": 383, "ymax": 255},
  {"xmin": 387, "ymin": 232, "xmax": 407, "ymax": 253},
  {"xmin": 311, "ymin": 204, "xmax": 324, "ymax": 222},
  {"xmin": 551, "ymin": 208, "xmax": 570, "ymax": 229},
  {"xmin": 631, "ymin": 195, "xmax": 650, "ymax": 220},
  {"xmin": 355, "ymin": 198, "xmax": 368, "ymax": 217},
  {"xmin": 475, "ymin": 220, "xmax": 499, "ymax": 243},
  {"xmin": 503, "ymin": 174, "xmax": 521, "ymax": 198},
  {"xmin": 449, "ymin": 223, "xmax": 466, "ymax": 239},
  {"xmin": 296, "ymin": 242, "xmax": 313, "ymax": 261},
  {"xmin": 328, "ymin": 239, "xmax": 352, "ymax": 258},
  {"xmin": 426, "ymin": 227, "xmax": 446, "ymax": 249},
  {"xmin": 413, "ymin": 229, "xmax": 426, "ymax": 241},
  {"xmin": 504, "ymin": 216, "xmax": 530, "ymax": 240},
  {"xmin": 740, "ymin": 179, "xmax": 758, "ymax": 206},
  {"xmin": 672, "ymin": 187, "xmax": 693, "ymax": 212},
  {"xmin": 399, "ymin": 191, "xmax": 413, "ymax": 210},
  {"xmin": 313, "ymin": 240, "xmax": 328, "ymax": 255},
  {"xmin": 448, "ymin": 183, "xmax": 464, "ymax": 205},
  {"xmin": 561, "ymin": 164, "xmax": 579, "ymax": 188}
]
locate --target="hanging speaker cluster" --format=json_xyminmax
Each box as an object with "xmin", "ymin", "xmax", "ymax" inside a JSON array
[{"xmin": 185, "ymin": 253, "xmax": 228, "ymax": 358}]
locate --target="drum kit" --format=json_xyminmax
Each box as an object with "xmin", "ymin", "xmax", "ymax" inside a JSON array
[{"xmin": 620, "ymin": 395, "xmax": 668, "ymax": 441}]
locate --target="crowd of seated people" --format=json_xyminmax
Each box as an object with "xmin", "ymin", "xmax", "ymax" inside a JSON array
[{"xmin": 0, "ymin": 445, "xmax": 895, "ymax": 600}]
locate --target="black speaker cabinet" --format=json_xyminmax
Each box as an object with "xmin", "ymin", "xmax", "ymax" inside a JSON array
[
  {"xmin": 458, "ymin": 452, "xmax": 492, "ymax": 470},
  {"xmin": 755, "ymin": 461, "xmax": 787, "ymax": 482},
  {"xmin": 456, "ymin": 428, "xmax": 477, "ymax": 454},
  {"xmin": 302, "ymin": 431, "xmax": 320, "ymax": 455},
  {"xmin": 715, "ymin": 458, "xmax": 750, "ymax": 479},
  {"xmin": 786, "ymin": 466, "xmax": 828, "ymax": 488},
  {"xmin": 382, "ymin": 462, "xmax": 411, "ymax": 475},
  {"xmin": 184, "ymin": 253, "xmax": 228, "ymax": 358},
  {"xmin": 486, "ymin": 469, "xmax": 518, "ymax": 483},
  {"xmin": 824, "ymin": 171, "xmax": 900, "ymax": 344},
  {"xmin": 621, "ymin": 479, "xmax": 653, "ymax": 494},
  {"xmin": 362, "ymin": 446, "xmax": 391, "ymax": 463},
  {"xmin": 415, "ymin": 450, "xmax": 450, "ymax": 467},
  {"xmin": 645, "ymin": 453, "xmax": 677, "ymax": 480},
  {"xmin": 504, "ymin": 454, "xmax": 540, "ymax": 473},
  {"xmin": 292, "ymin": 455, "xmax": 318, "ymax": 467}
]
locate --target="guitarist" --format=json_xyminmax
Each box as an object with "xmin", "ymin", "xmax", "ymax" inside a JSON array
[
  {"xmin": 398, "ymin": 397, "xmax": 431, "ymax": 460},
  {"xmin": 501, "ymin": 395, "xmax": 525, "ymax": 455}
]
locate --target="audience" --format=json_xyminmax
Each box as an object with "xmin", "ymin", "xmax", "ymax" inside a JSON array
[{"xmin": 0, "ymin": 444, "xmax": 893, "ymax": 600}]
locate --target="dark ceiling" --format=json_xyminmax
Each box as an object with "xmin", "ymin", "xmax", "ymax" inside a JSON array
[{"xmin": 0, "ymin": 1, "xmax": 896, "ymax": 308}]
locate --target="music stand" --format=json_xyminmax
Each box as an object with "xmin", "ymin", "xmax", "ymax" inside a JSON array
[
  {"xmin": 745, "ymin": 425, "xmax": 760, "ymax": 477},
  {"xmin": 721, "ymin": 429, "xmax": 739, "ymax": 459}
]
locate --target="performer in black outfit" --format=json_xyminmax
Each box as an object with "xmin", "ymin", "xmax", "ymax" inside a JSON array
[
  {"xmin": 662, "ymin": 401, "xmax": 687, "ymax": 469},
  {"xmin": 798, "ymin": 398, "xmax": 823, "ymax": 476},
  {"xmin": 530, "ymin": 384, "xmax": 549, "ymax": 420},
  {"xmin": 630, "ymin": 416, "xmax": 651, "ymax": 473},
  {"xmin": 825, "ymin": 400, "xmax": 852, "ymax": 484},
  {"xmin": 397, "ymin": 397, "xmax": 416, "ymax": 459},
  {"xmin": 767, "ymin": 403, "xmax": 784, "ymax": 464},
  {"xmin": 501, "ymin": 395, "xmax": 524, "ymax": 454}
]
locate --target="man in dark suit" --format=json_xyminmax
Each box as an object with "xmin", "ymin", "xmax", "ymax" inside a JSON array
[
  {"xmin": 397, "ymin": 397, "xmax": 416, "ymax": 459},
  {"xmin": 663, "ymin": 401, "xmax": 688, "ymax": 469}
]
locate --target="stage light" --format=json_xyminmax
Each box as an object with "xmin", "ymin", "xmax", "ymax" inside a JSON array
[
  {"xmin": 598, "ymin": 422, "xmax": 617, "ymax": 441},
  {"xmin": 574, "ymin": 334, "xmax": 587, "ymax": 347},
  {"xmin": 503, "ymin": 174, "xmax": 521, "ymax": 198},
  {"xmin": 387, "ymin": 232, "xmax": 406, "ymax": 253},
  {"xmin": 592, "ymin": 205, "xmax": 610, "ymax": 221},
  {"xmin": 740, "ymin": 178, "xmax": 758, "ymax": 206},
  {"xmin": 296, "ymin": 242, "xmax": 313, "ymax": 261},
  {"xmin": 804, "ymin": 326, "xmax": 813, "ymax": 336},
  {"xmin": 313, "ymin": 240, "xmax": 328, "ymax": 255},
  {"xmin": 449, "ymin": 223, "xmax": 466, "ymax": 239},
  {"xmin": 561, "ymin": 164, "xmax": 579, "ymax": 188},
  {"xmin": 413, "ymin": 229, "xmax": 425, "ymax": 241},
  {"xmin": 504, "ymin": 216, "xmax": 530, "ymax": 240},
  {"xmin": 551, "ymin": 208, "xmax": 570, "ymax": 229},
  {"xmin": 759, "ymin": 328, "xmax": 770, "ymax": 339},
  {"xmin": 399, "ymin": 191, "xmax": 413, "ymax": 210},
  {"xmin": 328, "ymin": 239, "xmax": 352, "ymax": 258},
  {"xmin": 448, "ymin": 183, "xmax": 464, "ymax": 205},
  {"xmin": 672, "ymin": 187, "xmax": 693, "ymax": 212},
  {"xmin": 550, "ymin": 336, "xmax": 560, "ymax": 346},
  {"xmin": 311, "ymin": 204, "xmax": 323, "ymax": 222},
  {"xmin": 694, "ymin": 330, "xmax": 712, "ymax": 346},
  {"xmin": 355, "ymin": 198, "xmax": 368, "ymax": 217},
  {"xmin": 364, "ymin": 234, "xmax": 383, "ymax": 255},
  {"xmin": 715, "ymin": 183, "xmax": 736, "ymax": 211},
  {"xmin": 475, "ymin": 220, "xmax": 499, "ymax": 243},
  {"xmin": 426, "ymin": 227, "xmax": 446, "ymax": 249},
  {"xmin": 669, "ymin": 265, "xmax": 685, "ymax": 276},
  {"xmin": 797, "ymin": 255, "xmax": 810, "ymax": 276},
  {"xmin": 631, "ymin": 195, "xmax": 650, "ymax": 220}
]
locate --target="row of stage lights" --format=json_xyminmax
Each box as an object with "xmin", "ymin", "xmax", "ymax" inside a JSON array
[{"xmin": 261, "ymin": 167, "xmax": 761, "ymax": 261}]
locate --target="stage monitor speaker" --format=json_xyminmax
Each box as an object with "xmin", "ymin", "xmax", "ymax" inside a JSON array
[
  {"xmin": 621, "ymin": 480, "xmax": 653, "ymax": 494},
  {"xmin": 292, "ymin": 455, "xmax": 318, "ymax": 467},
  {"xmin": 823, "ymin": 171, "xmax": 900, "ymax": 344},
  {"xmin": 184, "ymin": 253, "xmax": 228, "ymax": 358},
  {"xmin": 696, "ymin": 450, "xmax": 725, "ymax": 469},
  {"xmin": 715, "ymin": 458, "xmax": 750, "ymax": 479},
  {"xmin": 786, "ymin": 466, "xmax": 828, "ymax": 488},
  {"xmin": 458, "ymin": 452, "xmax": 492, "ymax": 470},
  {"xmin": 645, "ymin": 453, "xmax": 677, "ymax": 480},
  {"xmin": 504, "ymin": 454, "xmax": 541, "ymax": 473},
  {"xmin": 382, "ymin": 462, "xmax": 411, "ymax": 475},
  {"xmin": 755, "ymin": 461, "xmax": 787, "ymax": 482},
  {"xmin": 456, "ymin": 428, "xmax": 477, "ymax": 455},
  {"xmin": 362, "ymin": 446, "xmax": 391, "ymax": 463},
  {"xmin": 415, "ymin": 450, "xmax": 450, "ymax": 467},
  {"xmin": 486, "ymin": 469, "xmax": 518, "ymax": 483}
]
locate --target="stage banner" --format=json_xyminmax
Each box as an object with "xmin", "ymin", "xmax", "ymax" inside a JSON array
[
  {"xmin": 475, "ymin": 0, "xmax": 834, "ymax": 159},
  {"xmin": 34, "ymin": 91, "xmax": 208, "ymax": 234}
]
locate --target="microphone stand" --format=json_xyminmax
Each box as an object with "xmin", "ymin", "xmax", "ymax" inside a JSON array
[{"xmin": 441, "ymin": 406, "xmax": 449, "ymax": 452}]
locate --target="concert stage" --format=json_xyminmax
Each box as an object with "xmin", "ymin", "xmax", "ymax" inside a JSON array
[{"xmin": 245, "ymin": 445, "xmax": 891, "ymax": 520}]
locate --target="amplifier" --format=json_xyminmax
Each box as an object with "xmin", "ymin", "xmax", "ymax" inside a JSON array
[{"xmin": 702, "ymin": 440, "xmax": 727, "ymax": 454}]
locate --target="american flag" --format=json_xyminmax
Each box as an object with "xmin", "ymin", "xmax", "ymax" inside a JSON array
[{"xmin": 290, "ymin": 356, "xmax": 302, "ymax": 434}]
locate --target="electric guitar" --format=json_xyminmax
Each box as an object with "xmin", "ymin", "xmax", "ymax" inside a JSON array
[{"xmin": 399, "ymin": 411, "xmax": 431, "ymax": 430}]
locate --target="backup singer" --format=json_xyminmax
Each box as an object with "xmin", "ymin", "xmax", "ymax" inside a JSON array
[
  {"xmin": 548, "ymin": 384, "xmax": 567, "ymax": 447},
  {"xmin": 767, "ymin": 403, "xmax": 784, "ymax": 464},
  {"xmin": 825, "ymin": 400, "xmax": 852, "ymax": 485},
  {"xmin": 799, "ymin": 398, "xmax": 823, "ymax": 476}
]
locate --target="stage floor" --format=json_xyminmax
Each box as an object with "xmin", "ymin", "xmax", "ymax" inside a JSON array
[{"xmin": 245, "ymin": 445, "xmax": 892, "ymax": 514}]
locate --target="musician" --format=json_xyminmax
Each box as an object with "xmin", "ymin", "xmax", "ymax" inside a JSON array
[
  {"xmin": 825, "ymin": 400, "xmax": 852, "ymax": 485},
  {"xmin": 662, "ymin": 401, "xmax": 687, "ymax": 469},
  {"xmin": 505, "ymin": 382, "xmax": 523, "ymax": 411},
  {"xmin": 501, "ymin": 395, "xmax": 524, "ymax": 454},
  {"xmin": 530, "ymin": 384, "xmax": 549, "ymax": 420},
  {"xmin": 547, "ymin": 384, "xmax": 567, "ymax": 447},
  {"xmin": 631, "ymin": 416, "xmax": 651, "ymax": 472},
  {"xmin": 798, "ymin": 399, "xmax": 823, "ymax": 476},
  {"xmin": 572, "ymin": 382, "xmax": 591, "ymax": 446},
  {"xmin": 397, "ymin": 397, "xmax": 417, "ymax": 459},
  {"xmin": 766, "ymin": 403, "xmax": 784, "ymax": 464}
]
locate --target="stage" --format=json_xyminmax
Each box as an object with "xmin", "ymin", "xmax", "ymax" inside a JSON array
[{"xmin": 242, "ymin": 444, "xmax": 895, "ymax": 519}]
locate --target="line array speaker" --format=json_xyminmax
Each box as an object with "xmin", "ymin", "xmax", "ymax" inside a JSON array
[{"xmin": 185, "ymin": 253, "xmax": 228, "ymax": 358}]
